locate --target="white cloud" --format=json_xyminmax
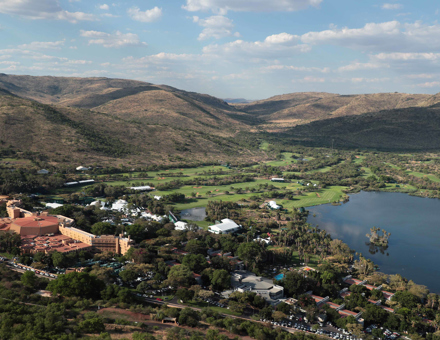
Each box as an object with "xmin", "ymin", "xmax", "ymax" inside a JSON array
[
  {"xmin": 381, "ymin": 3, "xmax": 403, "ymax": 10},
  {"xmin": 301, "ymin": 21, "xmax": 440, "ymax": 53},
  {"xmin": 203, "ymin": 33, "xmax": 310, "ymax": 60},
  {"xmin": 18, "ymin": 40, "xmax": 65, "ymax": 50},
  {"xmin": 127, "ymin": 6, "xmax": 162, "ymax": 23},
  {"xmin": 0, "ymin": 0, "xmax": 95, "ymax": 23},
  {"xmin": 123, "ymin": 53, "xmax": 200, "ymax": 66},
  {"xmin": 405, "ymin": 74, "xmax": 435, "ymax": 79},
  {"xmin": 338, "ymin": 62, "xmax": 388, "ymax": 71},
  {"xmin": 263, "ymin": 65, "xmax": 330, "ymax": 73},
  {"xmin": 101, "ymin": 13, "xmax": 119, "ymax": 18},
  {"xmin": 98, "ymin": 4, "xmax": 109, "ymax": 10},
  {"xmin": 293, "ymin": 76, "xmax": 325, "ymax": 83},
  {"xmin": 351, "ymin": 77, "xmax": 389, "ymax": 83},
  {"xmin": 183, "ymin": 0, "xmax": 322, "ymax": 13},
  {"xmin": 80, "ymin": 30, "xmax": 147, "ymax": 48},
  {"xmin": 372, "ymin": 52, "xmax": 440, "ymax": 60},
  {"xmin": 0, "ymin": 61, "xmax": 20, "ymax": 65},
  {"xmin": 193, "ymin": 15, "xmax": 239, "ymax": 40},
  {"xmin": 417, "ymin": 81, "xmax": 440, "ymax": 88},
  {"xmin": 64, "ymin": 59, "xmax": 92, "ymax": 65}
]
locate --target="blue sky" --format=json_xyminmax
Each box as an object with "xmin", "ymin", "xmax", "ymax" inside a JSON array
[{"xmin": 1, "ymin": 0, "xmax": 440, "ymax": 99}]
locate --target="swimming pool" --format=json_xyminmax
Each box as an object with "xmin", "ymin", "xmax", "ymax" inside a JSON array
[{"xmin": 274, "ymin": 273, "xmax": 284, "ymax": 281}]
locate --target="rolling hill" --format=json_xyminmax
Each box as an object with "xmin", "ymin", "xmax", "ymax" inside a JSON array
[
  {"xmin": 1, "ymin": 73, "xmax": 440, "ymax": 164},
  {"xmin": 234, "ymin": 92, "xmax": 434, "ymax": 131},
  {"xmin": 0, "ymin": 91, "xmax": 263, "ymax": 166}
]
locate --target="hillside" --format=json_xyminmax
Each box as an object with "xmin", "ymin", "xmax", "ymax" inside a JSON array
[
  {"xmin": 2, "ymin": 73, "xmax": 440, "ymax": 163},
  {"xmin": 234, "ymin": 92, "xmax": 434, "ymax": 131},
  {"xmin": 0, "ymin": 74, "xmax": 257, "ymax": 135},
  {"xmin": 279, "ymin": 105, "xmax": 440, "ymax": 151},
  {"xmin": 0, "ymin": 93, "xmax": 263, "ymax": 166}
]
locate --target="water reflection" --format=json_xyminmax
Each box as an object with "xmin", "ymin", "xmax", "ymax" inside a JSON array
[
  {"xmin": 307, "ymin": 191, "xmax": 440, "ymax": 293},
  {"xmin": 365, "ymin": 241, "xmax": 389, "ymax": 256}
]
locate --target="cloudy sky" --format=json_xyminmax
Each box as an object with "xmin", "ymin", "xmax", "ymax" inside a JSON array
[{"xmin": 1, "ymin": 0, "xmax": 440, "ymax": 99}]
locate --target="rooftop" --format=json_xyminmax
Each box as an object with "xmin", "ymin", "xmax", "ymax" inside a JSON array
[{"xmin": 13, "ymin": 215, "xmax": 59, "ymax": 228}]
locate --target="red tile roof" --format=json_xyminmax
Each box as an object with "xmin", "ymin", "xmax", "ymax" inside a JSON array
[{"xmin": 13, "ymin": 215, "xmax": 59, "ymax": 228}]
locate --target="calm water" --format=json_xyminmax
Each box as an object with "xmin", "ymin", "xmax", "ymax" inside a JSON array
[
  {"xmin": 180, "ymin": 207, "xmax": 206, "ymax": 221},
  {"xmin": 307, "ymin": 191, "xmax": 440, "ymax": 293}
]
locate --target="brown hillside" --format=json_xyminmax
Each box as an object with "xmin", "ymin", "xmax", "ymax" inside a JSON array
[
  {"xmin": 0, "ymin": 94, "xmax": 263, "ymax": 166},
  {"xmin": 0, "ymin": 73, "xmax": 250, "ymax": 134},
  {"xmin": 235, "ymin": 92, "xmax": 434, "ymax": 131}
]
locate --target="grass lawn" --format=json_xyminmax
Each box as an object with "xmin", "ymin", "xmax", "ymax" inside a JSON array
[
  {"xmin": 259, "ymin": 142, "xmax": 270, "ymax": 150},
  {"xmin": 0, "ymin": 252, "xmax": 14, "ymax": 259},
  {"xmin": 192, "ymin": 220, "xmax": 211, "ymax": 230},
  {"xmin": 281, "ymin": 186, "xmax": 347, "ymax": 209},
  {"xmin": 361, "ymin": 167, "xmax": 373, "ymax": 178},
  {"xmin": 154, "ymin": 295, "xmax": 174, "ymax": 302},
  {"xmin": 353, "ymin": 156, "xmax": 365, "ymax": 164},
  {"xmin": 406, "ymin": 171, "xmax": 440, "ymax": 183},
  {"xmin": 267, "ymin": 246, "xmax": 320, "ymax": 268}
]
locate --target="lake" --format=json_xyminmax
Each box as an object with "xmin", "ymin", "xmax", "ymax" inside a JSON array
[
  {"xmin": 307, "ymin": 191, "xmax": 440, "ymax": 293},
  {"xmin": 180, "ymin": 207, "xmax": 206, "ymax": 221}
]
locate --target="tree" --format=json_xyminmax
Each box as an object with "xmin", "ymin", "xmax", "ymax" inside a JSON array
[
  {"xmin": 182, "ymin": 254, "xmax": 208, "ymax": 273},
  {"xmin": 119, "ymin": 269, "xmax": 138, "ymax": 282},
  {"xmin": 185, "ymin": 240, "xmax": 207, "ymax": 255},
  {"xmin": 176, "ymin": 288, "xmax": 195, "ymax": 302},
  {"xmin": 21, "ymin": 270, "xmax": 37, "ymax": 287},
  {"xmin": 211, "ymin": 269, "xmax": 231, "ymax": 291},
  {"xmin": 47, "ymin": 272, "xmax": 105, "ymax": 299},
  {"xmin": 259, "ymin": 306, "xmax": 273, "ymax": 320},
  {"xmin": 353, "ymin": 253, "xmax": 376, "ymax": 277},
  {"xmin": 393, "ymin": 291, "xmax": 421, "ymax": 309},
  {"xmin": 282, "ymin": 271, "xmax": 314, "ymax": 297},
  {"xmin": 78, "ymin": 317, "xmax": 105, "ymax": 333},
  {"xmin": 276, "ymin": 302, "xmax": 291, "ymax": 315},
  {"xmin": 272, "ymin": 311, "xmax": 287, "ymax": 322},
  {"xmin": 298, "ymin": 294, "xmax": 316, "ymax": 308},
  {"xmin": 198, "ymin": 289, "xmax": 214, "ymax": 300},
  {"xmin": 178, "ymin": 307, "xmax": 200, "ymax": 327},
  {"xmin": 228, "ymin": 300, "xmax": 246, "ymax": 314},
  {"xmin": 51, "ymin": 251, "xmax": 67, "ymax": 268},
  {"xmin": 237, "ymin": 242, "xmax": 265, "ymax": 269},
  {"xmin": 132, "ymin": 332, "xmax": 157, "ymax": 340},
  {"xmin": 164, "ymin": 265, "xmax": 195, "ymax": 288},
  {"xmin": 91, "ymin": 222, "xmax": 116, "ymax": 236},
  {"xmin": 347, "ymin": 323, "xmax": 364, "ymax": 338}
]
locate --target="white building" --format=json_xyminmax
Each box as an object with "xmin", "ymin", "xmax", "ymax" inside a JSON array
[
  {"xmin": 129, "ymin": 186, "xmax": 153, "ymax": 191},
  {"xmin": 271, "ymin": 178, "xmax": 284, "ymax": 182},
  {"xmin": 111, "ymin": 199, "xmax": 128, "ymax": 212},
  {"xmin": 45, "ymin": 202, "xmax": 63, "ymax": 209},
  {"xmin": 141, "ymin": 211, "xmax": 165, "ymax": 223},
  {"xmin": 76, "ymin": 166, "xmax": 90, "ymax": 171},
  {"xmin": 208, "ymin": 218, "xmax": 241, "ymax": 234},
  {"xmin": 174, "ymin": 221, "xmax": 189, "ymax": 230},
  {"xmin": 229, "ymin": 271, "xmax": 284, "ymax": 305},
  {"xmin": 268, "ymin": 201, "xmax": 281, "ymax": 210},
  {"xmin": 154, "ymin": 196, "xmax": 162, "ymax": 201},
  {"xmin": 37, "ymin": 169, "xmax": 50, "ymax": 175}
]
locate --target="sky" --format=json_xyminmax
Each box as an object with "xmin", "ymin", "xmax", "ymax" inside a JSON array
[{"xmin": 1, "ymin": 0, "xmax": 440, "ymax": 100}]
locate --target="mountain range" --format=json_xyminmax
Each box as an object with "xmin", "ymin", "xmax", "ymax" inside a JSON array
[{"xmin": 1, "ymin": 73, "xmax": 439, "ymax": 165}]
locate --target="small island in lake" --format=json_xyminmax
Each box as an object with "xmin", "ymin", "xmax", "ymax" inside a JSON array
[{"xmin": 366, "ymin": 226, "xmax": 391, "ymax": 247}]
